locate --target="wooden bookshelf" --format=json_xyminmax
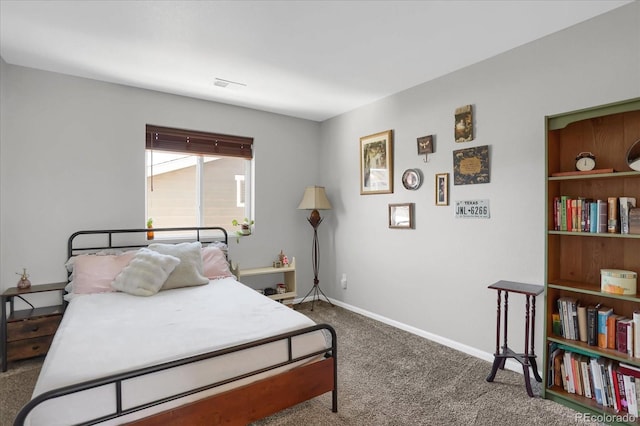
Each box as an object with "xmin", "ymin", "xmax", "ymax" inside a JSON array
[{"xmin": 544, "ymin": 98, "xmax": 640, "ymax": 424}]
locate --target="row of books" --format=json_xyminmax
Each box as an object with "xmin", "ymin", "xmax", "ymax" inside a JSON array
[
  {"xmin": 548, "ymin": 344, "xmax": 640, "ymax": 415},
  {"xmin": 552, "ymin": 196, "xmax": 637, "ymax": 234},
  {"xmin": 554, "ymin": 298, "xmax": 640, "ymax": 357}
]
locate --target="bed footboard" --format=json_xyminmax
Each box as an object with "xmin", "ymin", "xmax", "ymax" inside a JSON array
[
  {"xmin": 127, "ymin": 357, "xmax": 336, "ymax": 426},
  {"xmin": 13, "ymin": 324, "xmax": 337, "ymax": 426}
]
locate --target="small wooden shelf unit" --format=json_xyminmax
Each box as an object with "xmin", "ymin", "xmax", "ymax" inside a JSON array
[
  {"xmin": 232, "ymin": 257, "xmax": 297, "ymax": 303},
  {"xmin": 543, "ymin": 98, "xmax": 640, "ymax": 424}
]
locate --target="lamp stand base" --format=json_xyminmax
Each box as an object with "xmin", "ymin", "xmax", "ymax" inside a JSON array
[{"xmin": 297, "ymin": 283, "xmax": 333, "ymax": 311}]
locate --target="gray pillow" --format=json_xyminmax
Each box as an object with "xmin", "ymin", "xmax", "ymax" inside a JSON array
[
  {"xmin": 111, "ymin": 248, "xmax": 180, "ymax": 296},
  {"xmin": 148, "ymin": 241, "xmax": 209, "ymax": 290}
]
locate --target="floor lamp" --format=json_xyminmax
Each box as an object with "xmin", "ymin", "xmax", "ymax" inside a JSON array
[{"xmin": 297, "ymin": 186, "xmax": 333, "ymax": 311}]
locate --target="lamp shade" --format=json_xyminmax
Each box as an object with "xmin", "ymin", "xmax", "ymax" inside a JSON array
[{"xmin": 297, "ymin": 186, "xmax": 332, "ymax": 210}]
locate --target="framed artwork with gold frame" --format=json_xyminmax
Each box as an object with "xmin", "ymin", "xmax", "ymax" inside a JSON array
[
  {"xmin": 435, "ymin": 173, "xmax": 449, "ymax": 206},
  {"xmin": 360, "ymin": 130, "xmax": 393, "ymax": 195}
]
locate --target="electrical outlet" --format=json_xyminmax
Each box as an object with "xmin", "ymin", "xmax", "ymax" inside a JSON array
[{"xmin": 340, "ymin": 273, "xmax": 347, "ymax": 289}]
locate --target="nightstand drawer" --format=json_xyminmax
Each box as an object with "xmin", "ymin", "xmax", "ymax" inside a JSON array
[
  {"xmin": 7, "ymin": 334, "xmax": 55, "ymax": 361},
  {"xmin": 7, "ymin": 315, "xmax": 62, "ymax": 342}
]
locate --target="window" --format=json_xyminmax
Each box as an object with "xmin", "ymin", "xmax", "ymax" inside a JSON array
[{"xmin": 145, "ymin": 125, "xmax": 253, "ymax": 233}]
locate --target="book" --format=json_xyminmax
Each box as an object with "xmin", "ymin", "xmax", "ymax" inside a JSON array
[
  {"xmin": 583, "ymin": 199, "xmax": 593, "ymax": 232},
  {"xmin": 631, "ymin": 208, "xmax": 640, "ymax": 235},
  {"xmin": 580, "ymin": 355, "xmax": 592, "ymax": 399},
  {"xmin": 552, "ymin": 313, "xmax": 563, "ymax": 336},
  {"xmin": 553, "ymin": 197, "xmax": 560, "ymax": 230},
  {"xmin": 591, "ymin": 357, "xmax": 604, "ymax": 405},
  {"xmin": 634, "ymin": 311, "xmax": 640, "ymax": 358},
  {"xmin": 597, "ymin": 199, "xmax": 608, "ymax": 233},
  {"xmin": 572, "ymin": 199, "xmax": 579, "ymax": 232},
  {"xmin": 587, "ymin": 305, "xmax": 599, "ymax": 346},
  {"xmin": 608, "ymin": 197, "xmax": 619, "ymax": 233},
  {"xmin": 573, "ymin": 353, "xmax": 583, "ymax": 396},
  {"xmin": 608, "ymin": 360, "xmax": 620, "ymax": 411},
  {"xmin": 559, "ymin": 195, "xmax": 567, "ymax": 231},
  {"xmin": 620, "ymin": 197, "xmax": 637, "ymax": 234},
  {"xmin": 626, "ymin": 376, "xmax": 639, "ymax": 417},
  {"xmin": 590, "ymin": 201, "xmax": 598, "ymax": 233},
  {"xmin": 616, "ymin": 369, "xmax": 629, "ymax": 412},
  {"xmin": 558, "ymin": 298, "xmax": 567, "ymax": 338},
  {"xmin": 578, "ymin": 305, "xmax": 588, "ymax": 343},
  {"xmin": 559, "ymin": 297, "xmax": 578, "ymax": 340},
  {"xmin": 598, "ymin": 306, "xmax": 614, "ymax": 349},
  {"xmin": 619, "ymin": 362, "xmax": 640, "ymax": 378},
  {"xmin": 564, "ymin": 351, "xmax": 576, "ymax": 393},
  {"xmin": 608, "ymin": 314, "xmax": 623, "ymax": 349},
  {"xmin": 618, "ymin": 318, "xmax": 633, "ymax": 354},
  {"xmin": 629, "ymin": 319, "xmax": 636, "ymax": 358},
  {"xmin": 599, "ymin": 358, "xmax": 611, "ymax": 406},
  {"xmin": 548, "ymin": 346, "xmax": 564, "ymax": 388}
]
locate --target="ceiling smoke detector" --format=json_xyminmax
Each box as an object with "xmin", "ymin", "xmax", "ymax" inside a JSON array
[{"xmin": 213, "ymin": 78, "xmax": 246, "ymax": 89}]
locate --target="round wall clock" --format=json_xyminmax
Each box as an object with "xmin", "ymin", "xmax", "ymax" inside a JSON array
[{"xmin": 402, "ymin": 169, "xmax": 422, "ymax": 190}]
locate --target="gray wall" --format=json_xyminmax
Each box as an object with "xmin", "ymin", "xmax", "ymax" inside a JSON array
[
  {"xmin": 319, "ymin": 3, "xmax": 640, "ymax": 358},
  {"xmin": 0, "ymin": 61, "xmax": 321, "ymax": 303},
  {"xmin": 1, "ymin": 3, "xmax": 639, "ymax": 364}
]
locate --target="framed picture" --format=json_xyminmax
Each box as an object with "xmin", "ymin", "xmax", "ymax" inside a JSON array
[
  {"xmin": 360, "ymin": 130, "xmax": 393, "ymax": 195},
  {"xmin": 435, "ymin": 173, "xmax": 449, "ymax": 206},
  {"xmin": 454, "ymin": 104, "xmax": 474, "ymax": 143},
  {"xmin": 453, "ymin": 145, "xmax": 490, "ymax": 185},
  {"xmin": 417, "ymin": 135, "xmax": 433, "ymax": 155},
  {"xmin": 389, "ymin": 203, "xmax": 414, "ymax": 229}
]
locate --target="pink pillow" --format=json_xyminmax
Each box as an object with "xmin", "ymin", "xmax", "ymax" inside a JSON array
[
  {"xmin": 202, "ymin": 246, "xmax": 233, "ymax": 280},
  {"xmin": 72, "ymin": 252, "xmax": 137, "ymax": 294}
]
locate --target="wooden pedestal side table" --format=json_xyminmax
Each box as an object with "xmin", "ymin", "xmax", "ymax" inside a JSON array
[{"xmin": 486, "ymin": 280, "xmax": 544, "ymax": 397}]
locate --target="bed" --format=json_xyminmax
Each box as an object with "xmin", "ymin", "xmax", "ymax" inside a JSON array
[{"xmin": 14, "ymin": 227, "xmax": 337, "ymax": 426}]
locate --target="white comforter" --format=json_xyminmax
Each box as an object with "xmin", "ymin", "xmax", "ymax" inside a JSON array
[{"xmin": 26, "ymin": 278, "xmax": 325, "ymax": 425}]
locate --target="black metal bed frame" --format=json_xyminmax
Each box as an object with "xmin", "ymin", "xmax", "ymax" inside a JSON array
[
  {"xmin": 66, "ymin": 226, "xmax": 231, "ymax": 258},
  {"xmin": 14, "ymin": 227, "xmax": 338, "ymax": 426}
]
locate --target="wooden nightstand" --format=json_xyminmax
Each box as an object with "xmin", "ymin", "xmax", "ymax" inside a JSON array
[{"xmin": 1, "ymin": 282, "xmax": 66, "ymax": 372}]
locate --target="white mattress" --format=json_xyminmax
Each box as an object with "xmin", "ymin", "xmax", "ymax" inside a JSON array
[{"xmin": 25, "ymin": 278, "xmax": 327, "ymax": 425}]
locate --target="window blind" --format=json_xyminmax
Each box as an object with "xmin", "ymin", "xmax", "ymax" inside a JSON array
[{"xmin": 146, "ymin": 125, "xmax": 253, "ymax": 159}]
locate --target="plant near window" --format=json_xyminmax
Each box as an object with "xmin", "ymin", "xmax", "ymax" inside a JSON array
[
  {"xmin": 146, "ymin": 218, "xmax": 154, "ymax": 240},
  {"xmin": 232, "ymin": 218, "xmax": 254, "ymax": 242}
]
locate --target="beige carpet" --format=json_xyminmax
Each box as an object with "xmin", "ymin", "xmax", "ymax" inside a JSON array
[{"xmin": 1, "ymin": 302, "xmax": 585, "ymax": 426}]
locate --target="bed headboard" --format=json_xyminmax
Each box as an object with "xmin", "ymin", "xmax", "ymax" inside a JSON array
[{"xmin": 67, "ymin": 227, "xmax": 228, "ymax": 259}]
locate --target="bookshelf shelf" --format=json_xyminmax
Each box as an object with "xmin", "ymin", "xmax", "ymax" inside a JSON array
[
  {"xmin": 548, "ymin": 336, "xmax": 640, "ymax": 366},
  {"xmin": 548, "ymin": 231, "xmax": 640, "ymax": 239},
  {"xmin": 548, "ymin": 170, "xmax": 640, "ymax": 181},
  {"xmin": 548, "ymin": 281, "xmax": 640, "ymax": 303},
  {"xmin": 544, "ymin": 98, "xmax": 640, "ymax": 424}
]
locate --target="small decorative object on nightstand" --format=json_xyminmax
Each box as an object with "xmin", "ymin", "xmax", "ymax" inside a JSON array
[
  {"xmin": 1, "ymin": 282, "xmax": 66, "ymax": 371},
  {"xmin": 16, "ymin": 268, "xmax": 31, "ymax": 289},
  {"xmin": 279, "ymin": 250, "xmax": 289, "ymax": 267}
]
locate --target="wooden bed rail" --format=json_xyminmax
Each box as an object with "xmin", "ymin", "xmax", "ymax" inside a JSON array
[{"xmin": 14, "ymin": 323, "xmax": 337, "ymax": 426}]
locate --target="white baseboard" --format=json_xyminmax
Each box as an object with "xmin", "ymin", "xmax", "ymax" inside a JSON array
[{"xmin": 298, "ymin": 296, "xmax": 540, "ymax": 379}]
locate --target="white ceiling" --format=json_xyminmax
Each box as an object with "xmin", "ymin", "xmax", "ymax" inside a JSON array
[{"xmin": 0, "ymin": 0, "xmax": 633, "ymax": 122}]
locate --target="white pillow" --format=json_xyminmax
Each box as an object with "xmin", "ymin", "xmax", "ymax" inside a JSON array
[
  {"xmin": 111, "ymin": 248, "xmax": 180, "ymax": 296},
  {"xmin": 148, "ymin": 242, "xmax": 209, "ymax": 290}
]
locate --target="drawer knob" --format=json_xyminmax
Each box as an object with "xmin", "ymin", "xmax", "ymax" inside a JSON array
[
  {"xmin": 32, "ymin": 345, "xmax": 40, "ymax": 351},
  {"xmin": 31, "ymin": 326, "xmax": 39, "ymax": 332}
]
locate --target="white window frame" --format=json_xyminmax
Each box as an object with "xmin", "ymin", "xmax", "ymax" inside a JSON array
[{"xmin": 145, "ymin": 152, "xmax": 254, "ymax": 230}]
